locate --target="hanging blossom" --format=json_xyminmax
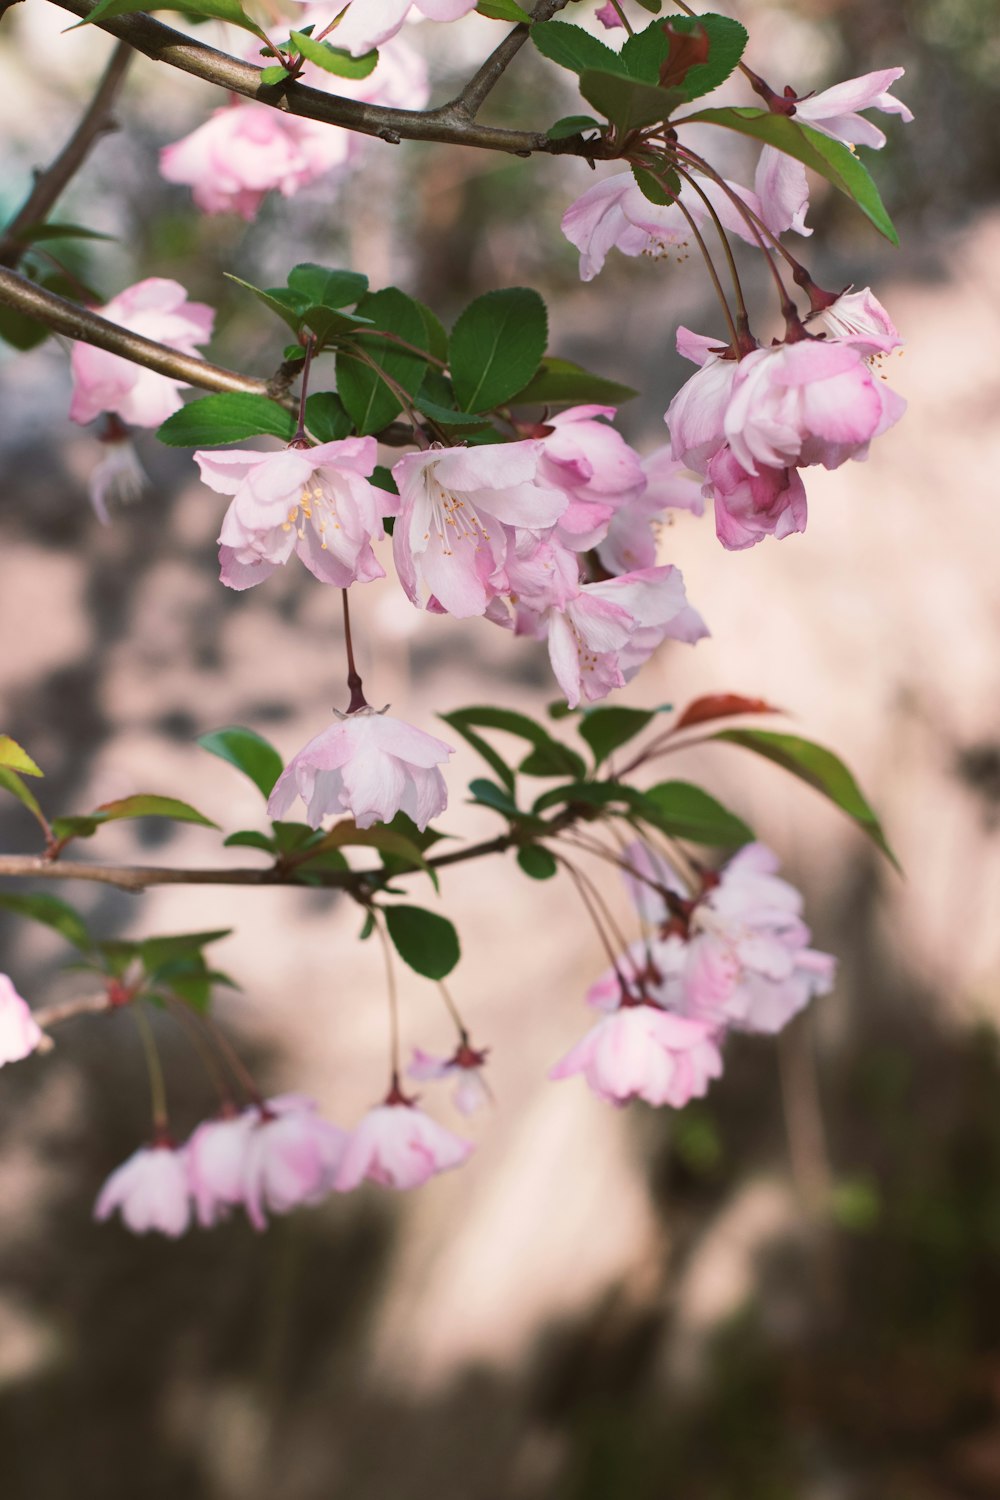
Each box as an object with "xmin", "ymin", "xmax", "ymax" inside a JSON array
[
  {"xmin": 0, "ymin": 974, "xmax": 44, "ymax": 1066},
  {"xmin": 755, "ymin": 68, "xmax": 913, "ymax": 236},
  {"xmin": 534, "ymin": 405, "xmax": 648, "ymax": 553},
  {"xmin": 87, "ymin": 427, "xmax": 147, "ymax": 525},
  {"xmin": 267, "ymin": 707, "xmax": 454, "ymax": 831},
  {"xmin": 509, "ymin": 542, "xmax": 708, "ymax": 708},
  {"xmin": 334, "ymin": 1095, "xmax": 474, "ymax": 1190},
  {"xmin": 69, "ymin": 278, "xmax": 214, "ymax": 429},
  {"xmin": 160, "ymin": 36, "xmax": 429, "ymax": 220},
  {"xmin": 408, "ymin": 1042, "xmax": 490, "ymax": 1115},
  {"xmin": 327, "ymin": 0, "xmax": 477, "ymax": 58},
  {"xmin": 597, "ymin": 446, "xmax": 705, "ymax": 576},
  {"xmin": 550, "ymin": 995, "xmax": 724, "ymax": 1109},
  {"xmin": 239, "ymin": 1095, "xmax": 347, "ymax": 1230},
  {"xmin": 391, "ymin": 442, "xmax": 569, "ymax": 620},
  {"xmin": 94, "ymin": 1142, "xmax": 193, "ymax": 1237},
  {"xmin": 194, "ymin": 437, "xmax": 389, "ymax": 591},
  {"xmin": 561, "ymin": 170, "xmax": 763, "ymax": 282}
]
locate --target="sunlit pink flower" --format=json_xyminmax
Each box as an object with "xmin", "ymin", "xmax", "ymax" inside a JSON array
[
  {"xmin": 267, "ymin": 707, "xmax": 453, "ymax": 831},
  {"xmin": 334, "ymin": 1100, "xmax": 474, "ymax": 1189},
  {"xmin": 815, "ymin": 286, "xmax": 903, "ymax": 358},
  {"xmin": 194, "ymin": 438, "xmax": 386, "ymax": 591},
  {"xmin": 0, "ymin": 974, "xmax": 43, "ymax": 1066},
  {"xmin": 535, "ymin": 405, "xmax": 646, "ymax": 552},
  {"xmin": 723, "ymin": 338, "xmax": 905, "ymax": 475},
  {"xmin": 562, "ymin": 171, "xmax": 762, "ymax": 282},
  {"xmin": 408, "ymin": 1042, "xmax": 490, "ymax": 1115},
  {"xmin": 550, "ymin": 1001, "xmax": 723, "ymax": 1108},
  {"xmin": 756, "ymin": 67, "xmax": 912, "ymax": 235},
  {"xmin": 664, "ymin": 328, "xmax": 739, "ymax": 475},
  {"xmin": 706, "ymin": 445, "xmax": 808, "ymax": 550},
  {"xmin": 545, "ymin": 565, "xmax": 708, "ymax": 708},
  {"xmin": 330, "ymin": 0, "xmax": 477, "ymax": 57},
  {"xmin": 392, "ymin": 442, "xmax": 567, "ymax": 619},
  {"xmin": 185, "ymin": 1109, "xmax": 257, "ymax": 1228},
  {"xmin": 684, "ymin": 843, "xmax": 836, "ymax": 1034},
  {"xmin": 94, "ymin": 1142, "xmax": 192, "ymax": 1237},
  {"xmin": 69, "ymin": 278, "xmax": 214, "ymax": 429},
  {"xmin": 241, "ymin": 1095, "xmax": 346, "ymax": 1230}
]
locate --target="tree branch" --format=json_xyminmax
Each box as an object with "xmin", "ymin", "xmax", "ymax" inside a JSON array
[
  {"xmin": 0, "ymin": 41, "xmax": 133, "ymax": 269},
  {"xmin": 445, "ymin": 0, "xmax": 567, "ymax": 121},
  {"xmin": 0, "ymin": 266, "xmax": 285, "ymax": 398},
  {"xmin": 50, "ymin": 0, "xmax": 616, "ymax": 159},
  {"xmin": 34, "ymin": 991, "xmax": 112, "ymax": 1032}
]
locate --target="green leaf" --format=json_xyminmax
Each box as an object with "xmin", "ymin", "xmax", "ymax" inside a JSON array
[
  {"xmin": 531, "ymin": 778, "xmax": 643, "ymax": 817},
  {"xmin": 620, "ymin": 14, "xmax": 747, "ymax": 99},
  {"xmin": 259, "ymin": 64, "xmax": 290, "ymax": 84},
  {"xmin": 301, "ymin": 305, "xmax": 377, "ymax": 344},
  {"xmin": 305, "ymin": 821, "xmax": 438, "ymax": 889},
  {"xmin": 640, "ymin": 780, "xmax": 753, "ymax": 845},
  {"xmin": 0, "ymin": 892, "xmax": 91, "ymax": 951},
  {"xmin": 578, "ymin": 706, "xmax": 656, "ymax": 765},
  {"xmin": 223, "ymin": 829, "xmax": 276, "ymax": 853},
  {"xmin": 289, "ymin": 32, "xmax": 378, "ymax": 76},
  {"xmin": 157, "ymin": 393, "xmax": 294, "ymax": 447},
  {"xmin": 476, "ymin": 0, "xmax": 532, "ymax": 19},
  {"xmin": 546, "ymin": 115, "xmax": 604, "ymax": 140},
  {"xmin": 0, "ymin": 300, "xmax": 49, "ymax": 351},
  {"xmin": 517, "ymin": 845, "xmax": 558, "ymax": 880},
  {"xmin": 225, "ymin": 274, "xmax": 306, "ymax": 333},
  {"xmin": 579, "ymin": 69, "xmax": 688, "ymax": 133},
  {"xmin": 678, "ymin": 106, "xmax": 898, "ymax": 243},
  {"xmin": 442, "ymin": 706, "xmax": 585, "ymax": 780},
  {"xmin": 336, "ymin": 287, "xmax": 431, "ymax": 435},
  {"xmin": 631, "ymin": 163, "xmax": 680, "ymax": 205},
  {"xmin": 77, "ymin": 0, "xmax": 268, "ymax": 40},
  {"xmin": 633, "ymin": 0, "xmax": 661, "ymax": 13},
  {"xmin": 511, "ymin": 357, "xmax": 638, "ymax": 408},
  {"xmin": 712, "ymin": 729, "xmax": 898, "ymax": 865},
  {"xmin": 413, "ymin": 395, "xmax": 493, "ymax": 432},
  {"xmin": 449, "ymin": 288, "xmax": 548, "ymax": 414},
  {"xmin": 287, "ymin": 264, "xmax": 368, "ymax": 308},
  {"xmin": 270, "ymin": 820, "xmax": 322, "ymax": 855},
  {"xmin": 12, "ymin": 222, "xmax": 114, "ymax": 245},
  {"xmin": 468, "ymin": 778, "xmax": 521, "ymax": 818},
  {"xmin": 305, "ymin": 391, "xmax": 353, "ymax": 442},
  {"xmin": 439, "ymin": 712, "xmax": 516, "ymax": 792},
  {"xmin": 412, "ymin": 301, "xmax": 449, "ymax": 363},
  {"xmin": 531, "ymin": 19, "xmax": 626, "ymax": 76},
  {"xmin": 0, "ymin": 736, "xmax": 42, "ymax": 777},
  {"xmin": 384, "ymin": 904, "xmax": 460, "ymax": 980},
  {"xmin": 93, "ymin": 794, "xmax": 219, "ymax": 830},
  {"xmin": 50, "ymin": 814, "xmax": 104, "ymax": 841},
  {"xmin": 0, "ymin": 768, "xmax": 48, "ymax": 831},
  {"xmin": 198, "ymin": 726, "xmax": 284, "ymax": 799},
  {"xmin": 139, "ymin": 930, "xmax": 232, "ymax": 972}
]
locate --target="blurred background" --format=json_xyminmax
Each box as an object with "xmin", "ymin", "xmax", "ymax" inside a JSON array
[{"xmin": 2, "ymin": 0, "xmax": 1000, "ymax": 1494}]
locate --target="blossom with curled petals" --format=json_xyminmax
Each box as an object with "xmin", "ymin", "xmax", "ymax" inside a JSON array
[
  {"xmin": 334, "ymin": 1099, "xmax": 474, "ymax": 1190},
  {"xmin": 95, "ymin": 1143, "xmax": 192, "ymax": 1237}
]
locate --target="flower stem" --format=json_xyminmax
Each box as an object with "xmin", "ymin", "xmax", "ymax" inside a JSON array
[
  {"xmin": 373, "ymin": 912, "xmax": 402, "ymax": 1091},
  {"xmin": 132, "ymin": 1002, "xmax": 169, "ymax": 1136},
  {"xmin": 437, "ymin": 980, "xmax": 469, "ymax": 1044},
  {"xmin": 341, "ymin": 588, "xmax": 368, "ymax": 714},
  {"xmin": 291, "ymin": 335, "xmax": 317, "ymax": 445}
]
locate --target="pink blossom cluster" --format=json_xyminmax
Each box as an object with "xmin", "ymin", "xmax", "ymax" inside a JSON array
[
  {"xmin": 551, "ymin": 841, "xmax": 835, "ymax": 1107},
  {"xmin": 160, "ymin": 33, "xmax": 429, "ymax": 221},
  {"xmin": 666, "ymin": 290, "xmax": 905, "ymax": 549},
  {"xmin": 96, "ymin": 1091, "xmax": 473, "ymax": 1237}
]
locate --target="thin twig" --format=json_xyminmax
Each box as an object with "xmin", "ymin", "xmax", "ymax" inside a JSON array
[
  {"xmin": 33, "ymin": 991, "xmax": 113, "ymax": 1030},
  {"xmin": 0, "ymin": 41, "xmax": 132, "ymax": 268},
  {"xmin": 447, "ymin": 0, "xmax": 569, "ymax": 121}
]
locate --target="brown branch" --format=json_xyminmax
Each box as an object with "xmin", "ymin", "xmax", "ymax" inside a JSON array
[
  {"xmin": 34, "ymin": 991, "xmax": 112, "ymax": 1032},
  {"xmin": 0, "ymin": 266, "xmax": 284, "ymax": 399},
  {"xmin": 447, "ymin": 0, "xmax": 568, "ymax": 121},
  {"xmin": 0, "ymin": 41, "xmax": 132, "ymax": 269},
  {"xmin": 50, "ymin": 0, "xmax": 616, "ymax": 160}
]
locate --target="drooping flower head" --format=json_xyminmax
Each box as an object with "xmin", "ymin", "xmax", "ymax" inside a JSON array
[
  {"xmin": 550, "ymin": 994, "xmax": 723, "ymax": 1109},
  {"xmin": 194, "ymin": 437, "xmax": 388, "ymax": 592},
  {"xmin": 408, "ymin": 1040, "xmax": 491, "ymax": 1115},
  {"xmin": 334, "ymin": 1093, "xmax": 474, "ymax": 1190},
  {"xmin": 94, "ymin": 1142, "xmax": 193, "ymax": 1237},
  {"xmin": 240, "ymin": 1095, "xmax": 346, "ymax": 1231},
  {"xmin": 69, "ymin": 278, "xmax": 214, "ymax": 429},
  {"xmin": 534, "ymin": 405, "xmax": 647, "ymax": 553},
  {"xmin": 268, "ymin": 707, "xmax": 454, "ymax": 831}
]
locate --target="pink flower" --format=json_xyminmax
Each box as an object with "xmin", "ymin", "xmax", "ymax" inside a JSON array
[
  {"xmin": 684, "ymin": 843, "xmax": 836, "ymax": 1034},
  {"xmin": 330, "ymin": 0, "xmax": 478, "ymax": 56},
  {"xmin": 193, "ymin": 438, "xmax": 387, "ymax": 591},
  {"xmin": 69, "ymin": 278, "xmax": 214, "ymax": 428},
  {"xmin": 185, "ymin": 1109, "xmax": 257, "ymax": 1228},
  {"xmin": 408, "ymin": 1042, "xmax": 490, "ymax": 1115},
  {"xmin": 88, "ymin": 433, "xmax": 146, "ymax": 525},
  {"xmin": 755, "ymin": 68, "xmax": 912, "ymax": 235},
  {"xmin": 544, "ymin": 564, "xmax": 708, "ymax": 708},
  {"xmin": 94, "ymin": 1142, "xmax": 192, "ymax": 1237},
  {"xmin": 267, "ymin": 707, "xmax": 453, "ymax": 831},
  {"xmin": 664, "ymin": 328, "xmax": 739, "ymax": 475},
  {"xmin": 536, "ymin": 405, "xmax": 647, "ymax": 553},
  {"xmin": 706, "ymin": 446, "xmax": 808, "ymax": 550},
  {"xmin": 722, "ymin": 338, "xmax": 905, "ymax": 475},
  {"xmin": 596, "ymin": 449, "xmax": 705, "ymax": 575},
  {"xmin": 595, "ymin": 0, "xmax": 623, "ymax": 27},
  {"xmin": 0, "ymin": 974, "xmax": 43, "ymax": 1065},
  {"xmin": 241, "ymin": 1095, "xmax": 346, "ymax": 1231},
  {"xmin": 815, "ymin": 286, "xmax": 903, "ymax": 358},
  {"xmin": 391, "ymin": 443, "xmax": 568, "ymax": 619},
  {"xmin": 550, "ymin": 1001, "xmax": 723, "ymax": 1108},
  {"xmin": 561, "ymin": 171, "xmax": 762, "ymax": 282},
  {"xmin": 334, "ymin": 1101, "xmax": 474, "ymax": 1190}
]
